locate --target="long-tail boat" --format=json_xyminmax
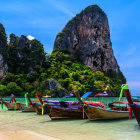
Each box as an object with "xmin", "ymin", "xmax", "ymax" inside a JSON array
[
  {"xmin": 20, "ymin": 103, "xmax": 35, "ymax": 112},
  {"xmin": 0, "ymin": 95, "xmax": 21, "ymax": 110},
  {"xmin": 19, "ymin": 93, "xmax": 35, "ymax": 112},
  {"xmin": 49, "ymin": 92, "xmax": 106, "ymax": 120},
  {"xmin": 27, "ymin": 93, "xmax": 50, "ymax": 115},
  {"xmin": 122, "ymin": 84, "xmax": 140, "ymax": 125},
  {"xmin": 49, "ymin": 106, "xmax": 86, "ymax": 120},
  {"xmin": 25, "ymin": 93, "xmax": 42, "ymax": 115},
  {"xmin": 75, "ymin": 90, "xmax": 131, "ymax": 120},
  {"xmin": 34, "ymin": 93, "xmax": 79, "ymax": 115}
]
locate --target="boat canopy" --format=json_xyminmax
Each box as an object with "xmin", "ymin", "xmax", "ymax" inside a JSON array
[{"xmin": 81, "ymin": 92, "xmax": 92, "ymax": 99}]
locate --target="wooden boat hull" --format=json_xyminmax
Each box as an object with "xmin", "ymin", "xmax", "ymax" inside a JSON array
[
  {"xmin": 85, "ymin": 105, "xmax": 130, "ymax": 120},
  {"xmin": 20, "ymin": 103, "xmax": 35, "ymax": 112},
  {"xmin": 3, "ymin": 101, "xmax": 21, "ymax": 110},
  {"xmin": 32, "ymin": 104, "xmax": 50, "ymax": 115},
  {"xmin": 49, "ymin": 107, "xmax": 87, "ymax": 120},
  {"xmin": 124, "ymin": 89, "xmax": 140, "ymax": 125}
]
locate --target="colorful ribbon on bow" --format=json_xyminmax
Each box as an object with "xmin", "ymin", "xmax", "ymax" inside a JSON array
[
  {"xmin": 36, "ymin": 93, "xmax": 41, "ymax": 99},
  {"xmin": 1, "ymin": 101, "xmax": 3, "ymax": 109},
  {"xmin": 129, "ymin": 107, "xmax": 133, "ymax": 119},
  {"xmin": 119, "ymin": 84, "xmax": 129, "ymax": 101},
  {"xmin": 14, "ymin": 103, "xmax": 17, "ymax": 110},
  {"xmin": 42, "ymin": 104, "xmax": 45, "ymax": 115},
  {"xmin": 25, "ymin": 92, "xmax": 29, "ymax": 107}
]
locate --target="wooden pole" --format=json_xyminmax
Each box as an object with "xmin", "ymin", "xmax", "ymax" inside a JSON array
[
  {"xmin": 26, "ymin": 95, "xmax": 32, "ymax": 103},
  {"xmin": 74, "ymin": 90, "xmax": 83, "ymax": 105}
]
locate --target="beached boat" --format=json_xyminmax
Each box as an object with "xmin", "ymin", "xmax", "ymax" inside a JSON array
[
  {"xmin": 27, "ymin": 93, "xmax": 50, "ymax": 115},
  {"xmin": 75, "ymin": 90, "xmax": 130, "ymax": 120},
  {"xmin": 0, "ymin": 94, "xmax": 38, "ymax": 112},
  {"xmin": 32, "ymin": 103, "xmax": 50, "ymax": 115},
  {"xmin": 20, "ymin": 103, "xmax": 35, "ymax": 112},
  {"xmin": 0, "ymin": 95, "xmax": 21, "ymax": 110},
  {"xmin": 49, "ymin": 100, "xmax": 107, "ymax": 120},
  {"xmin": 37, "ymin": 93, "xmax": 86, "ymax": 119},
  {"xmin": 25, "ymin": 94, "xmax": 42, "ymax": 115},
  {"xmin": 84, "ymin": 105, "xmax": 130, "ymax": 120},
  {"xmin": 49, "ymin": 106, "xmax": 87, "ymax": 120},
  {"xmin": 36, "ymin": 92, "xmax": 106, "ymax": 118},
  {"xmin": 49, "ymin": 99, "xmax": 107, "ymax": 120},
  {"xmin": 123, "ymin": 85, "xmax": 140, "ymax": 125}
]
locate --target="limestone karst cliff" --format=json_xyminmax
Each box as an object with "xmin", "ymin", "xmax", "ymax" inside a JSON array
[
  {"xmin": 54, "ymin": 5, "xmax": 120, "ymax": 74},
  {"xmin": 0, "ymin": 5, "xmax": 126, "ymax": 96},
  {"xmin": 7, "ymin": 33, "xmax": 46, "ymax": 74},
  {"xmin": 0, "ymin": 23, "xmax": 8, "ymax": 78}
]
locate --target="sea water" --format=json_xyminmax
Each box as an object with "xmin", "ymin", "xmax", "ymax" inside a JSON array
[{"xmin": 0, "ymin": 97, "xmax": 140, "ymax": 140}]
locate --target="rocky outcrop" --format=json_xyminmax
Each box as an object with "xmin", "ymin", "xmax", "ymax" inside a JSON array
[
  {"xmin": 8, "ymin": 34, "xmax": 46, "ymax": 74},
  {"xmin": 0, "ymin": 23, "xmax": 8, "ymax": 78},
  {"xmin": 49, "ymin": 79, "xmax": 69, "ymax": 97},
  {"xmin": 53, "ymin": 5, "xmax": 119, "ymax": 73}
]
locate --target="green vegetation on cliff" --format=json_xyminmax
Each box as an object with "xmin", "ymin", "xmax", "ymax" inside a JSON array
[
  {"xmin": 7, "ymin": 34, "xmax": 45, "ymax": 74},
  {"xmin": 0, "ymin": 23, "xmax": 7, "ymax": 58},
  {"xmin": 0, "ymin": 19, "xmax": 126, "ymax": 97},
  {"xmin": 0, "ymin": 49, "xmax": 125, "ymax": 97}
]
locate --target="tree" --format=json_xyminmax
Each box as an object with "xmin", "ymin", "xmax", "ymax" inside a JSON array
[{"xmin": 6, "ymin": 82, "xmax": 23, "ymax": 96}]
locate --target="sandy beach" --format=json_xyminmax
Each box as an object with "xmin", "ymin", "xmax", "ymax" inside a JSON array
[
  {"xmin": 0, "ymin": 107, "xmax": 62, "ymax": 140},
  {"xmin": 0, "ymin": 130, "xmax": 61, "ymax": 140},
  {"xmin": 0, "ymin": 105, "xmax": 140, "ymax": 140}
]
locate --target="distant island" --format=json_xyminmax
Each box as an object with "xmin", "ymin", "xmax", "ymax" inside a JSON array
[{"xmin": 0, "ymin": 5, "xmax": 126, "ymax": 97}]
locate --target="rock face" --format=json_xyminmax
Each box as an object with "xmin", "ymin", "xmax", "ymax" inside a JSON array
[
  {"xmin": 8, "ymin": 34, "xmax": 45, "ymax": 74},
  {"xmin": 49, "ymin": 79, "xmax": 69, "ymax": 97},
  {"xmin": 54, "ymin": 5, "xmax": 119, "ymax": 73},
  {"xmin": 0, "ymin": 23, "xmax": 8, "ymax": 78}
]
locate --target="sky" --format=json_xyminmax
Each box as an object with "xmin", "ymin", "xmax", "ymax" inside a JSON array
[{"xmin": 0, "ymin": 0, "xmax": 140, "ymax": 95}]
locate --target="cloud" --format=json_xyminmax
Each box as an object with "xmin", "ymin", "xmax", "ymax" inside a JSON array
[
  {"xmin": 46, "ymin": 0, "xmax": 75, "ymax": 17},
  {"xmin": 27, "ymin": 35, "xmax": 35, "ymax": 40}
]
